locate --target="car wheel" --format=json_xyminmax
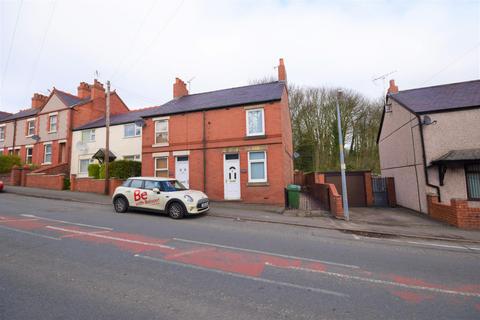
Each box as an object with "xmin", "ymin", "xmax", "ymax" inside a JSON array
[
  {"xmin": 168, "ymin": 202, "xmax": 185, "ymax": 219},
  {"xmin": 114, "ymin": 197, "xmax": 129, "ymax": 213}
]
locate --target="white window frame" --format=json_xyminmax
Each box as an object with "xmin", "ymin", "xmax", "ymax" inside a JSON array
[
  {"xmin": 49, "ymin": 114, "xmax": 58, "ymax": 133},
  {"xmin": 154, "ymin": 119, "xmax": 169, "ymax": 145},
  {"xmin": 25, "ymin": 146, "xmax": 33, "ymax": 164},
  {"xmin": 123, "ymin": 154, "xmax": 141, "ymax": 161},
  {"xmin": 81, "ymin": 129, "xmax": 95, "ymax": 143},
  {"xmin": 43, "ymin": 143, "xmax": 52, "ymax": 164},
  {"xmin": 248, "ymin": 151, "xmax": 267, "ymax": 183},
  {"xmin": 0, "ymin": 125, "xmax": 5, "ymax": 141},
  {"xmin": 78, "ymin": 158, "xmax": 93, "ymax": 175},
  {"xmin": 154, "ymin": 156, "xmax": 169, "ymax": 177},
  {"xmin": 124, "ymin": 123, "xmax": 141, "ymax": 138},
  {"xmin": 246, "ymin": 108, "xmax": 265, "ymax": 137},
  {"xmin": 26, "ymin": 119, "xmax": 35, "ymax": 137}
]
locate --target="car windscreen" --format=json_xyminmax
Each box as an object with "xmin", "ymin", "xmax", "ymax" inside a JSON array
[{"xmin": 159, "ymin": 180, "xmax": 187, "ymax": 192}]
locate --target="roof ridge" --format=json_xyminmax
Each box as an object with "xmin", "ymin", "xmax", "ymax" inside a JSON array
[
  {"xmin": 176, "ymin": 81, "xmax": 282, "ymax": 99},
  {"xmin": 393, "ymin": 78, "xmax": 480, "ymax": 95}
]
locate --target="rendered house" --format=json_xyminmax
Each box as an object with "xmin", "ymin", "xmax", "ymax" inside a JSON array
[
  {"xmin": 0, "ymin": 80, "xmax": 129, "ymax": 169},
  {"xmin": 139, "ymin": 59, "xmax": 293, "ymax": 205},
  {"xmin": 378, "ymin": 79, "xmax": 480, "ymax": 215},
  {"xmin": 70, "ymin": 110, "xmax": 147, "ymax": 177}
]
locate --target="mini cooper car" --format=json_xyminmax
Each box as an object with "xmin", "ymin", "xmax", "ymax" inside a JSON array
[{"xmin": 112, "ymin": 177, "xmax": 209, "ymax": 219}]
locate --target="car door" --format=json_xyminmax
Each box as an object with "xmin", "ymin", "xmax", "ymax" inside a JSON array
[
  {"xmin": 142, "ymin": 180, "xmax": 164, "ymax": 210},
  {"xmin": 127, "ymin": 179, "xmax": 146, "ymax": 208}
]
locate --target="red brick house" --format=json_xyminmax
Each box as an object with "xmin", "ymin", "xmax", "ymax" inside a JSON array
[
  {"xmin": 140, "ymin": 59, "xmax": 293, "ymax": 205},
  {"xmin": 0, "ymin": 80, "xmax": 129, "ymax": 171}
]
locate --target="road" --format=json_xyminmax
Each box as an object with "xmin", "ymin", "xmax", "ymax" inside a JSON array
[{"xmin": 0, "ymin": 192, "xmax": 479, "ymax": 319}]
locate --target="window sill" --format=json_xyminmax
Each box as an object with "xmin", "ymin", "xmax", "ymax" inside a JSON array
[
  {"xmin": 48, "ymin": 131, "xmax": 57, "ymax": 134},
  {"xmin": 153, "ymin": 143, "xmax": 169, "ymax": 147},
  {"xmin": 26, "ymin": 135, "xmax": 34, "ymax": 138},
  {"xmin": 247, "ymin": 182, "xmax": 269, "ymax": 187},
  {"xmin": 41, "ymin": 162, "xmax": 52, "ymax": 166},
  {"xmin": 123, "ymin": 135, "xmax": 141, "ymax": 139},
  {"xmin": 244, "ymin": 134, "xmax": 266, "ymax": 140}
]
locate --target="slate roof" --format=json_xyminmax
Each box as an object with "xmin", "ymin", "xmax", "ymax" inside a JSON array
[
  {"xmin": 73, "ymin": 109, "xmax": 151, "ymax": 131},
  {"xmin": 0, "ymin": 111, "xmax": 11, "ymax": 121},
  {"xmin": 431, "ymin": 148, "xmax": 480, "ymax": 165},
  {"xmin": 2, "ymin": 108, "xmax": 40, "ymax": 121},
  {"xmin": 55, "ymin": 89, "xmax": 90, "ymax": 107},
  {"xmin": 141, "ymin": 81, "xmax": 286, "ymax": 118},
  {"xmin": 389, "ymin": 79, "xmax": 480, "ymax": 114}
]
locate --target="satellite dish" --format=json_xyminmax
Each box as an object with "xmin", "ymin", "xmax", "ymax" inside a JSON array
[
  {"xmin": 134, "ymin": 119, "xmax": 145, "ymax": 127},
  {"xmin": 293, "ymin": 152, "xmax": 300, "ymax": 159},
  {"xmin": 31, "ymin": 135, "xmax": 40, "ymax": 142},
  {"xmin": 422, "ymin": 115, "xmax": 432, "ymax": 125}
]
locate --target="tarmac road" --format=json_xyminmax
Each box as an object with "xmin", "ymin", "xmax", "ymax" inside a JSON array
[{"xmin": 0, "ymin": 193, "xmax": 479, "ymax": 319}]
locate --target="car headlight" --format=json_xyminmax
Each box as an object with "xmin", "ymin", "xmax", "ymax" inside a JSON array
[{"xmin": 184, "ymin": 195, "xmax": 194, "ymax": 203}]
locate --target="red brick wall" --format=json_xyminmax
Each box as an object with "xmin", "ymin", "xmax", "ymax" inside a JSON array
[
  {"xmin": 25, "ymin": 173, "xmax": 65, "ymax": 190},
  {"xmin": 427, "ymin": 195, "xmax": 480, "ymax": 229},
  {"xmin": 70, "ymin": 175, "xmax": 124, "ymax": 196}
]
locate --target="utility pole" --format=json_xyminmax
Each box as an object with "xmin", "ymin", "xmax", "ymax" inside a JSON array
[
  {"xmin": 336, "ymin": 89, "xmax": 349, "ymax": 221},
  {"xmin": 104, "ymin": 80, "xmax": 111, "ymax": 195}
]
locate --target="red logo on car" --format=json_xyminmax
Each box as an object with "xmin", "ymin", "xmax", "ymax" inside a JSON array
[{"xmin": 134, "ymin": 190, "xmax": 147, "ymax": 201}]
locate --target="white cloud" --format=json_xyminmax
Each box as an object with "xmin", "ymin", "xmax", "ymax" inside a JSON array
[{"xmin": 1, "ymin": 0, "xmax": 478, "ymax": 113}]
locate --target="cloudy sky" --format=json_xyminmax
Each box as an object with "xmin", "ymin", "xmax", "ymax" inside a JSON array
[{"xmin": 1, "ymin": 0, "xmax": 479, "ymax": 113}]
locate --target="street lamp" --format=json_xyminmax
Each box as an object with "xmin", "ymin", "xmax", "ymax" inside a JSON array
[{"xmin": 336, "ymin": 89, "xmax": 349, "ymax": 221}]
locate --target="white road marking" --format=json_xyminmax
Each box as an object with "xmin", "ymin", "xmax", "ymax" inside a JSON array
[
  {"xmin": 46, "ymin": 226, "xmax": 174, "ymax": 250},
  {"xmin": 0, "ymin": 225, "xmax": 61, "ymax": 240},
  {"xmin": 21, "ymin": 214, "xmax": 113, "ymax": 230},
  {"xmin": 0, "ymin": 218, "xmax": 38, "ymax": 223},
  {"xmin": 173, "ymin": 237, "xmax": 359, "ymax": 269},
  {"xmin": 265, "ymin": 263, "xmax": 480, "ymax": 298},
  {"xmin": 352, "ymin": 234, "xmax": 361, "ymax": 240},
  {"xmin": 134, "ymin": 254, "xmax": 348, "ymax": 298},
  {"xmin": 379, "ymin": 238, "xmax": 480, "ymax": 251},
  {"xmin": 60, "ymin": 230, "xmax": 111, "ymax": 239}
]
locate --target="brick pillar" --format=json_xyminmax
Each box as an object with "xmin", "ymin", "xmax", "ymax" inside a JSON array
[
  {"xmin": 364, "ymin": 172, "xmax": 374, "ymax": 206},
  {"xmin": 70, "ymin": 174, "xmax": 77, "ymax": 191},
  {"xmin": 315, "ymin": 173, "xmax": 325, "ymax": 184},
  {"xmin": 10, "ymin": 166, "xmax": 22, "ymax": 186},
  {"xmin": 386, "ymin": 177, "xmax": 396, "ymax": 207},
  {"xmin": 21, "ymin": 165, "xmax": 31, "ymax": 186}
]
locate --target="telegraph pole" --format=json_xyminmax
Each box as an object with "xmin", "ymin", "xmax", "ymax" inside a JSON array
[
  {"xmin": 104, "ymin": 80, "xmax": 111, "ymax": 195},
  {"xmin": 336, "ymin": 89, "xmax": 349, "ymax": 221}
]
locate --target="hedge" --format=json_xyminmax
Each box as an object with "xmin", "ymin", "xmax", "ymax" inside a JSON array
[
  {"xmin": 88, "ymin": 163, "xmax": 100, "ymax": 179},
  {"xmin": 0, "ymin": 155, "xmax": 22, "ymax": 173},
  {"xmin": 99, "ymin": 160, "xmax": 141, "ymax": 179}
]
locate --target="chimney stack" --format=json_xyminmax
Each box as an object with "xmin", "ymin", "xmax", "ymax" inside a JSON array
[
  {"xmin": 278, "ymin": 58, "xmax": 287, "ymax": 82},
  {"xmin": 388, "ymin": 79, "xmax": 398, "ymax": 94},
  {"xmin": 77, "ymin": 82, "xmax": 91, "ymax": 99},
  {"xmin": 31, "ymin": 93, "xmax": 48, "ymax": 109},
  {"xmin": 91, "ymin": 79, "xmax": 105, "ymax": 100},
  {"xmin": 173, "ymin": 77, "xmax": 188, "ymax": 99}
]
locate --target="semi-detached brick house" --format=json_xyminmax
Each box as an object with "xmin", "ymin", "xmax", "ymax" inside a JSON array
[
  {"xmin": 0, "ymin": 80, "xmax": 129, "ymax": 170},
  {"xmin": 140, "ymin": 59, "xmax": 293, "ymax": 205}
]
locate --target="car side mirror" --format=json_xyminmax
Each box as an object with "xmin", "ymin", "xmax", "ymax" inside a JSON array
[{"xmin": 152, "ymin": 187, "xmax": 160, "ymax": 194}]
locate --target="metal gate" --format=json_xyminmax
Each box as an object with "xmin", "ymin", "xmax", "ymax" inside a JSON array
[{"xmin": 372, "ymin": 177, "xmax": 388, "ymax": 206}]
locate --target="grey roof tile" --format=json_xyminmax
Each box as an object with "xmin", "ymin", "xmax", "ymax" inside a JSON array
[{"xmin": 2, "ymin": 108, "xmax": 40, "ymax": 121}]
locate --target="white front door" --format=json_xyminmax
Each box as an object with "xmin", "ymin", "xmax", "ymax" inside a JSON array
[
  {"xmin": 175, "ymin": 156, "xmax": 189, "ymax": 189},
  {"xmin": 224, "ymin": 153, "xmax": 240, "ymax": 200}
]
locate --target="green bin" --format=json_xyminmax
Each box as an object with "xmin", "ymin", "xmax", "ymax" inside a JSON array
[{"xmin": 286, "ymin": 184, "xmax": 301, "ymax": 209}]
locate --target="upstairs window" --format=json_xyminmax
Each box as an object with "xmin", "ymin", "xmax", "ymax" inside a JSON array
[
  {"xmin": 246, "ymin": 108, "xmax": 265, "ymax": 136},
  {"xmin": 155, "ymin": 119, "xmax": 168, "ymax": 144},
  {"xmin": 466, "ymin": 164, "xmax": 480, "ymax": 200},
  {"xmin": 26, "ymin": 119, "xmax": 35, "ymax": 136},
  {"xmin": 124, "ymin": 123, "xmax": 141, "ymax": 138},
  {"xmin": 0, "ymin": 126, "xmax": 5, "ymax": 141},
  {"xmin": 81, "ymin": 129, "xmax": 95, "ymax": 143},
  {"xmin": 49, "ymin": 114, "xmax": 58, "ymax": 132}
]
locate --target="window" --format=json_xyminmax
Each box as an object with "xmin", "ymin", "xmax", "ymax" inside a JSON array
[
  {"xmin": 49, "ymin": 114, "xmax": 58, "ymax": 132},
  {"xmin": 155, "ymin": 120, "xmax": 168, "ymax": 144},
  {"xmin": 122, "ymin": 179, "xmax": 132, "ymax": 187},
  {"xmin": 79, "ymin": 159, "xmax": 92, "ymax": 174},
  {"xmin": 246, "ymin": 108, "xmax": 265, "ymax": 136},
  {"xmin": 124, "ymin": 155, "xmax": 140, "ymax": 161},
  {"xmin": 248, "ymin": 151, "xmax": 267, "ymax": 182},
  {"xmin": 8, "ymin": 149, "xmax": 13, "ymax": 155},
  {"xmin": 27, "ymin": 120, "xmax": 35, "ymax": 136},
  {"xmin": 124, "ymin": 123, "xmax": 141, "ymax": 138},
  {"xmin": 129, "ymin": 179, "xmax": 143, "ymax": 189},
  {"xmin": 44, "ymin": 144, "xmax": 52, "ymax": 164},
  {"xmin": 0, "ymin": 126, "xmax": 5, "ymax": 141},
  {"xmin": 466, "ymin": 164, "xmax": 480, "ymax": 200},
  {"xmin": 154, "ymin": 157, "xmax": 168, "ymax": 177},
  {"xmin": 144, "ymin": 180, "xmax": 161, "ymax": 190},
  {"xmin": 81, "ymin": 129, "xmax": 95, "ymax": 143},
  {"xmin": 14, "ymin": 148, "xmax": 20, "ymax": 156},
  {"xmin": 25, "ymin": 147, "xmax": 33, "ymax": 164}
]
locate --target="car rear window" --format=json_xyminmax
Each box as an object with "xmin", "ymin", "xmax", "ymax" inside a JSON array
[
  {"xmin": 130, "ymin": 179, "xmax": 143, "ymax": 189},
  {"xmin": 122, "ymin": 179, "xmax": 131, "ymax": 187}
]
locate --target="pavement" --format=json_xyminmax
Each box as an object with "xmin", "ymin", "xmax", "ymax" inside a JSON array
[
  {"xmin": 1, "ymin": 192, "xmax": 479, "ymax": 319},
  {"xmin": 4, "ymin": 185, "xmax": 480, "ymax": 243}
]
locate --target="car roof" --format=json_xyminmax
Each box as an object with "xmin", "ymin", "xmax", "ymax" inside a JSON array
[{"xmin": 127, "ymin": 176, "xmax": 175, "ymax": 181}]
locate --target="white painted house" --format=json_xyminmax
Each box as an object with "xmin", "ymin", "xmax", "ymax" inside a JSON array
[{"xmin": 71, "ymin": 110, "xmax": 146, "ymax": 177}]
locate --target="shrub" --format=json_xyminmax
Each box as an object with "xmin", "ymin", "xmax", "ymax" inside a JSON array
[
  {"xmin": 99, "ymin": 160, "xmax": 141, "ymax": 179},
  {"xmin": 88, "ymin": 163, "xmax": 100, "ymax": 179},
  {"xmin": 63, "ymin": 178, "xmax": 70, "ymax": 190},
  {"xmin": 0, "ymin": 155, "xmax": 21, "ymax": 173}
]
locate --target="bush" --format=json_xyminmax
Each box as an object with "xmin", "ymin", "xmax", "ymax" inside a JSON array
[
  {"xmin": 63, "ymin": 178, "xmax": 70, "ymax": 190},
  {"xmin": 88, "ymin": 163, "xmax": 100, "ymax": 178},
  {"xmin": 0, "ymin": 155, "xmax": 21, "ymax": 173},
  {"xmin": 99, "ymin": 160, "xmax": 141, "ymax": 179}
]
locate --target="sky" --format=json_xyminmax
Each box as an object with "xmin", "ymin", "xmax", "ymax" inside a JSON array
[{"xmin": 0, "ymin": 0, "xmax": 479, "ymax": 113}]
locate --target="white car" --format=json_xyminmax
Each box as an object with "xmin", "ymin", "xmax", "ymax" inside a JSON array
[{"xmin": 112, "ymin": 177, "xmax": 209, "ymax": 219}]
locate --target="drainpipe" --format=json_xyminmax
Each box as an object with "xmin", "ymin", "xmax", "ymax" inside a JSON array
[
  {"xmin": 416, "ymin": 114, "xmax": 441, "ymax": 202},
  {"xmin": 12, "ymin": 119, "xmax": 17, "ymax": 153},
  {"xmin": 202, "ymin": 110, "xmax": 207, "ymax": 193}
]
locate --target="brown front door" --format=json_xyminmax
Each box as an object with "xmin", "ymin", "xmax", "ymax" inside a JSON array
[{"xmin": 59, "ymin": 143, "xmax": 66, "ymax": 163}]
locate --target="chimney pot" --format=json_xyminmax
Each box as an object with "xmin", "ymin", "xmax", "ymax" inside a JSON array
[
  {"xmin": 77, "ymin": 82, "xmax": 91, "ymax": 99},
  {"xmin": 31, "ymin": 93, "xmax": 49, "ymax": 109},
  {"xmin": 388, "ymin": 79, "xmax": 399, "ymax": 94},
  {"xmin": 91, "ymin": 79, "xmax": 105, "ymax": 100}
]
